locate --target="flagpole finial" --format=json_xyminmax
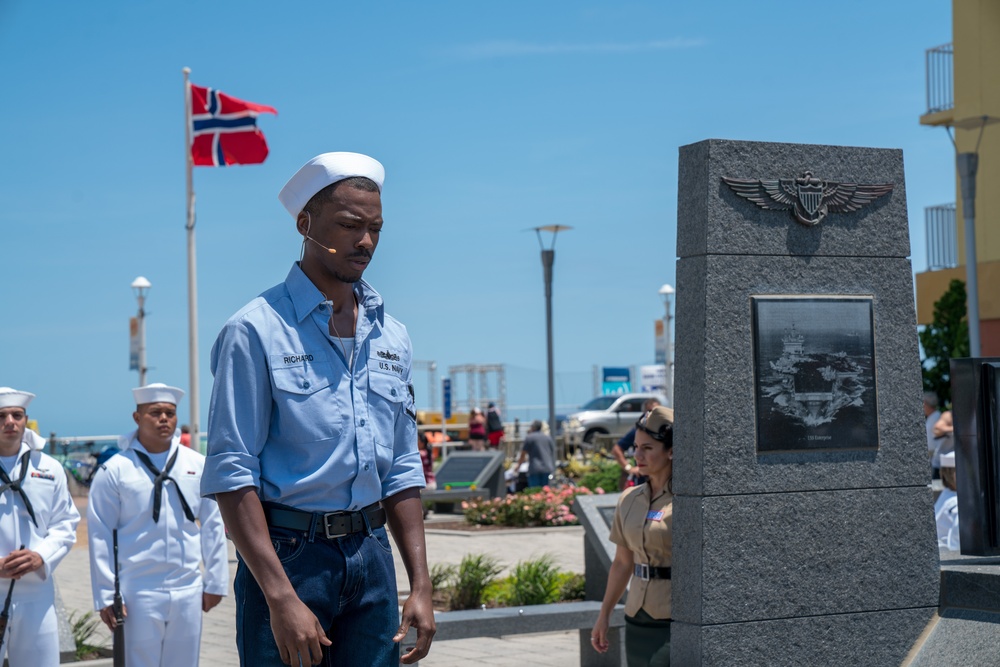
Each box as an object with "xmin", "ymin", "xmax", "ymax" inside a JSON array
[{"xmin": 182, "ymin": 67, "xmax": 191, "ymax": 75}]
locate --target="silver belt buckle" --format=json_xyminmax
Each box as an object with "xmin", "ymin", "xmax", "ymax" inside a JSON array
[
  {"xmin": 637, "ymin": 563, "xmax": 650, "ymax": 580},
  {"xmin": 322, "ymin": 511, "xmax": 349, "ymax": 539}
]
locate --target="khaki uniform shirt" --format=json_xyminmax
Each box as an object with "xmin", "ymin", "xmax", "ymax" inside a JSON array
[{"xmin": 609, "ymin": 482, "xmax": 673, "ymax": 619}]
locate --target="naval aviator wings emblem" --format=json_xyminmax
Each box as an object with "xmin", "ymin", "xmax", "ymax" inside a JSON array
[{"xmin": 721, "ymin": 172, "xmax": 894, "ymax": 227}]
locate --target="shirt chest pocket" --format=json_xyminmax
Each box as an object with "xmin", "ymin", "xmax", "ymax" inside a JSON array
[
  {"xmin": 368, "ymin": 372, "xmax": 410, "ymax": 451},
  {"xmin": 269, "ymin": 360, "xmax": 345, "ymax": 442},
  {"xmin": 271, "ymin": 360, "xmax": 334, "ymax": 395}
]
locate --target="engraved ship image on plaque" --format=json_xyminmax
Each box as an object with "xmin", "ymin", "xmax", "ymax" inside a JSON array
[
  {"xmin": 763, "ymin": 323, "xmax": 868, "ymax": 427},
  {"xmin": 752, "ymin": 296, "xmax": 878, "ymax": 452},
  {"xmin": 722, "ymin": 171, "xmax": 894, "ymax": 226}
]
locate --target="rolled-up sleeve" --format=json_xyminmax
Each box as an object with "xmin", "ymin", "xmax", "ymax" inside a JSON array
[{"xmin": 202, "ymin": 316, "xmax": 272, "ymax": 498}]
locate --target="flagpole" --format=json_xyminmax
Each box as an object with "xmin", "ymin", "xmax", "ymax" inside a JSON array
[{"xmin": 183, "ymin": 67, "xmax": 201, "ymax": 452}]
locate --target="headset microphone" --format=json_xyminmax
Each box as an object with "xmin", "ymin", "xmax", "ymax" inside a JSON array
[
  {"xmin": 305, "ymin": 236, "xmax": 337, "ymax": 254},
  {"xmin": 302, "ymin": 211, "xmax": 336, "ymax": 254}
]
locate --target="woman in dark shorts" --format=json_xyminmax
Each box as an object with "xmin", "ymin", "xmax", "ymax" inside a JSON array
[{"xmin": 467, "ymin": 407, "xmax": 487, "ymax": 451}]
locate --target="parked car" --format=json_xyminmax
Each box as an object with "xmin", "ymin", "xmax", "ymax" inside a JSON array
[{"xmin": 563, "ymin": 393, "xmax": 667, "ymax": 446}]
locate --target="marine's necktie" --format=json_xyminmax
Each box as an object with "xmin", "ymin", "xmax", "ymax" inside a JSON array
[
  {"xmin": 133, "ymin": 448, "xmax": 195, "ymax": 523},
  {"xmin": 0, "ymin": 453, "xmax": 37, "ymax": 527}
]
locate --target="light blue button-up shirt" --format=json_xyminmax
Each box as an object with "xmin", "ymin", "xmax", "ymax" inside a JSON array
[{"xmin": 202, "ymin": 263, "xmax": 423, "ymax": 512}]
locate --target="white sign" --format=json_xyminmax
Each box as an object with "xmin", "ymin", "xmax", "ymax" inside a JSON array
[{"xmin": 640, "ymin": 365, "xmax": 666, "ymax": 393}]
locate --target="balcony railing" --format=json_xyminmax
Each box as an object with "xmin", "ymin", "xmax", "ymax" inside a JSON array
[
  {"xmin": 925, "ymin": 43, "xmax": 954, "ymax": 115},
  {"xmin": 926, "ymin": 203, "xmax": 957, "ymax": 270}
]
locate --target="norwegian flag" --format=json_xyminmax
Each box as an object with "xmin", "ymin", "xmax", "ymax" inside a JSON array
[{"xmin": 190, "ymin": 84, "xmax": 277, "ymax": 167}]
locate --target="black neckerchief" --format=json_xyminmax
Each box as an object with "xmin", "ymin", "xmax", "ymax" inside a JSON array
[
  {"xmin": 0, "ymin": 451, "xmax": 37, "ymax": 527},
  {"xmin": 132, "ymin": 447, "xmax": 195, "ymax": 523}
]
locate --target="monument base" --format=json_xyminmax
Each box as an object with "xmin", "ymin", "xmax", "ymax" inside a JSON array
[
  {"xmin": 908, "ymin": 552, "xmax": 1000, "ymax": 666},
  {"xmin": 673, "ymin": 607, "xmax": 936, "ymax": 667}
]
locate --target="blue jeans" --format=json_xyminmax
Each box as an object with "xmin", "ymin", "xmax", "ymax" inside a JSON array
[
  {"xmin": 235, "ymin": 525, "xmax": 399, "ymax": 666},
  {"xmin": 527, "ymin": 473, "xmax": 550, "ymax": 488}
]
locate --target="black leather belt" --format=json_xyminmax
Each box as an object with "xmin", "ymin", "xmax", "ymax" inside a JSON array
[
  {"xmin": 634, "ymin": 564, "xmax": 671, "ymax": 580},
  {"xmin": 264, "ymin": 502, "xmax": 386, "ymax": 540}
]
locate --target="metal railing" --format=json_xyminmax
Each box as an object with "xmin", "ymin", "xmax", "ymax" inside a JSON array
[
  {"xmin": 926, "ymin": 203, "xmax": 958, "ymax": 270},
  {"xmin": 925, "ymin": 43, "xmax": 954, "ymax": 115}
]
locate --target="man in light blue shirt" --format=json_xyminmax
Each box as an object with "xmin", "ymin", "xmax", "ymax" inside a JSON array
[{"xmin": 203, "ymin": 152, "xmax": 435, "ymax": 666}]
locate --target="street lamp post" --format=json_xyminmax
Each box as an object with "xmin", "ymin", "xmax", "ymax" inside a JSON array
[
  {"xmin": 957, "ymin": 152, "xmax": 982, "ymax": 356},
  {"xmin": 533, "ymin": 225, "xmax": 572, "ymax": 438},
  {"xmin": 942, "ymin": 114, "xmax": 998, "ymax": 357},
  {"xmin": 659, "ymin": 284, "xmax": 674, "ymax": 408},
  {"xmin": 131, "ymin": 276, "xmax": 152, "ymax": 386}
]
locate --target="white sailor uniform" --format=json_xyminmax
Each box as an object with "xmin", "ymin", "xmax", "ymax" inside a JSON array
[
  {"xmin": 88, "ymin": 433, "xmax": 228, "ymax": 667},
  {"xmin": 0, "ymin": 439, "xmax": 80, "ymax": 667}
]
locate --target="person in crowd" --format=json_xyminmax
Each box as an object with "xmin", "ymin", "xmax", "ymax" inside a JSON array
[
  {"xmin": 179, "ymin": 424, "xmax": 192, "ymax": 448},
  {"xmin": 418, "ymin": 431, "xmax": 436, "ymax": 491},
  {"xmin": 935, "ymin": 450, "xmax": 959, "ymax": 550},
  {"xmin": 467, "ymin": 407, "xmax": 487, "ymax": 451},
  {"xmin": 486, "ymin": 402, "xmax": 505, "ymax": 449},
  {"xmin": 932, "ymin": 409, "xmax": 954, "ymax": 463},
  {"xmin": 518, "ymin": 420, "xmax": 557, "ymax": 489},
  {"xmin": 0, "ymin": 387, "xmax": 80, "ymax": 667},
  {"xmin": 611, "ymin": 398, "xmax": 663, "ymax": 491},
  {"xmin": 592, "ymin": 406, "xmax": 674, "ymax": 667},
  {"xmin": 88, "ymin": 383, "xmax": 228, "ymax": 667},
  {"xmin": 924, "ymin": 392, "xmax": 942, "ymax": 478},
  {"xmin": 203, "ymin": 151, "xmax": 435, "ymax": 666}
]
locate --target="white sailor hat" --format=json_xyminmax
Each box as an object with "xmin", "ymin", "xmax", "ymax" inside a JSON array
[
  {"xmin": 132, "ymin": 383, "xmax": 185, "ymax": 406},
  {"xmin": 940, "ymin": 451, "xmax": 956, "ymax": 468},
  {"xmin": 0, "ymin": 387, "xmax": 35, "ymax": 410},
  {"xmin": 278, "ymin": 152, "xmax": 385, "ymax": 219}
]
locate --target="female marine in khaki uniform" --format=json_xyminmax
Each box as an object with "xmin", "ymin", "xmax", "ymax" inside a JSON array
[{"xmin": 591, "ymin": 406, "xmax": 674, "ymax": 667}]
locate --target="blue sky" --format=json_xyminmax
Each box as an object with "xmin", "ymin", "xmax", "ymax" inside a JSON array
[{"xmin": 0, "ymin": 0, "xmax": 954, "ymax": 436}]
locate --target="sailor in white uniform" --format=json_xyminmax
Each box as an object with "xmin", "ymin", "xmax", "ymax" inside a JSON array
[
  {"xmin": 88, "ymin": 383, "xmax": 228, "ymax": 667},
  {"xmin": 0, "ymin": 387, "xmax": 80, "ymax": 667},
  {"xmin": 935, "ymin": 450, "xmax": 960, "ymax": 551}
]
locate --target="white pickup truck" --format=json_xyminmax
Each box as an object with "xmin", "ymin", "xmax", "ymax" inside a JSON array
[{"xmin": 562, "ymin": 392, "xmax": 667, "ymax": 446}]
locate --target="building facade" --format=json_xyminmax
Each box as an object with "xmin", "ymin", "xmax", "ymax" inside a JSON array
[{"xmin": 917, "ymin": 0, "xmax": 1000, "ymax": 355}]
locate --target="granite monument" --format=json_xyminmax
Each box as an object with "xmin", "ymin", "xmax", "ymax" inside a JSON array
[{"xmin": 671, "ymin": 139, "xmax": 940, "ymax": 666}]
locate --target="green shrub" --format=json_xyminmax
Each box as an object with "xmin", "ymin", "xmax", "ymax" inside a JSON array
[
  {"xmin": 436, "ymin": 552, "xmax": 586, "ymax": 610},
  {"xmin": 482, "ymin": 578, "xmax": 510, "ymax": 606},
  {"xmin": 578, "ymin": 460, "xmax": 622, "ymax": 493},
  {"xmin": 69, "ymin": 610, "xmax": 106, "ymax": 660},
  {"xmin": 451, "ymin": 554, "xmax": 503, "ymax": 610},
  {"xmin": 557, "ymin": 572, "xmax": 586, "ymax": 601},
  {"xmin": 504, "ymin": 555, "xmax": 562, "ymax": 606},
  {"xmin": 430, "ymin": 562, "xmax": 456, "ymax": 593}
]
